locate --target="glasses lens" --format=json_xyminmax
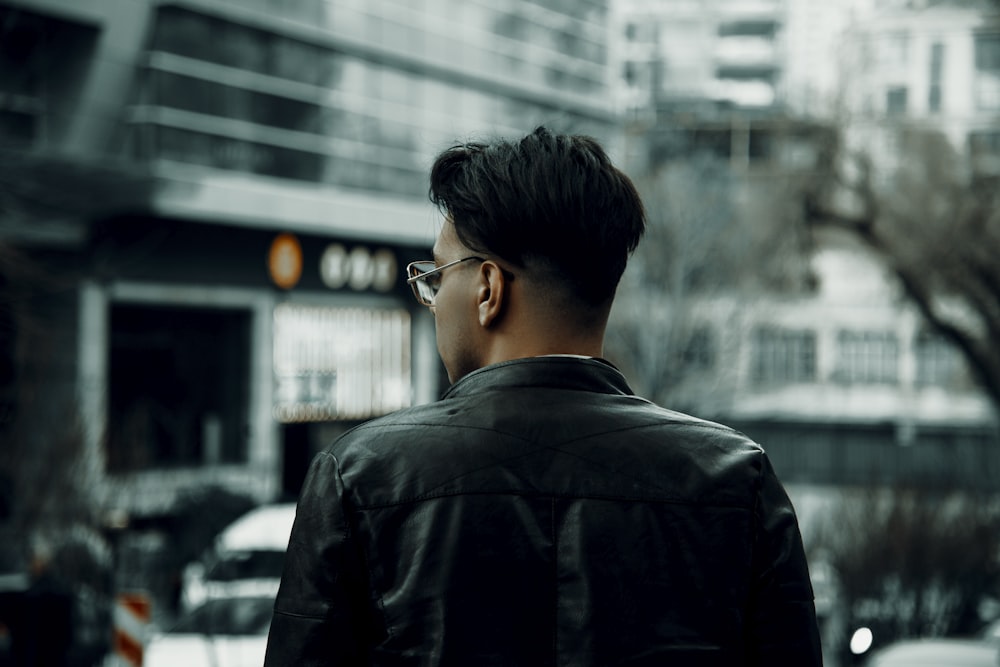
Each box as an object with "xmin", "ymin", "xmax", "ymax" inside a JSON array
[
  {"xmin": 414, "ymin": 278, "xmax": 438, "ymax": 305},
  {"xmin": 407, "ymin": 261, "xmax": 434, "ymax": 279},
  {"xmin": 407, "ymin": 261, "xmax": 438, "ymax": 306}
]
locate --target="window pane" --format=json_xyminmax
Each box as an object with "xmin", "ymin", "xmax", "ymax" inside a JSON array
[
  {"xmin": 752, "ymin": 327, "xmax": 816, "ymax": 385},
  {"xmin": 886, "ymin": 86, "xmax": 908, "ymax": 115},
  {"xmin": 273, "ymin": 304, "xmax": 411, "ymax": 421},
  {"xmin": 975, "ymin": 33, "xmax": 1000, "ymax": 71},
  {"xmin": 915, "ymin": 332, "xmax": 966, "ymax": 387},
  {"xmin": 834, "ymin": 330, "xmax": 899, "ymax": 385}
]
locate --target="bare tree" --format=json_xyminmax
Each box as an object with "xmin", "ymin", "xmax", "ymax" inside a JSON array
[
  {"xmin": 608, "ymin": 156, "xmax": 735, "ymax": 413},
  {"xmin": 0, "ymin": 243, "xmax": 96, "ymax": 544},
  {"xmin": 0, "ymin": 150, "xmax": 154, "ymax": 561},
  {"xmin": 606, "ymin": 148, "xmax": 814, "ymax": 414},
  {"xmin": 812, "ymin": 484, "xmax": 1000, "ymax": 658},
  {"xmin": 803, "ymin": 125, "xmax": 1000, "ymax": 415}
]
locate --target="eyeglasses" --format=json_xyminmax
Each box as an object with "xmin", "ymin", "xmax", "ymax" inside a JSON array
[{"xmin": 406, "ymin": 256, "xmax": 484, "ymax": 306}]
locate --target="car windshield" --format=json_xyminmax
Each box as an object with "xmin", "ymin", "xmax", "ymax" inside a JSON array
[
  {"xmin": 207, "ymin": 550, "xmax": 287, "ymax": 582},
  {"xmin": 171, "ymin": 597, "xmax": 274, "ymax": 636}
]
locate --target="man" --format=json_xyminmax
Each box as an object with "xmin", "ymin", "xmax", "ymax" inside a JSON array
[{"xmin": 264, "ymin": 127, "xmax": 822, "ymax": 666}]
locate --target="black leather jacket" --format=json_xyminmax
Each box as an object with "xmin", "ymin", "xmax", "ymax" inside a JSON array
[{"xmin": 265, "ymin": 357, "xmax": 822, "ymax": 666}]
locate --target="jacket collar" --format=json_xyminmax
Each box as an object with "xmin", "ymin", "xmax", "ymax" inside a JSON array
[{"xmin": 441, "ymin": 356, "xmax": 636, "ymax": 400}]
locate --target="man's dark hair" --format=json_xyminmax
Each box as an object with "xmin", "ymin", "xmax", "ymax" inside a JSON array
[{"xmin": 428, "ymin": 126, "xmax": 646, "ymax": 306}]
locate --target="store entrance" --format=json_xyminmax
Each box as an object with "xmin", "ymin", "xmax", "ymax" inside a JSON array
[{"xmin": 107, "ymin": 303, "xmax": 250, "ymax": 472}]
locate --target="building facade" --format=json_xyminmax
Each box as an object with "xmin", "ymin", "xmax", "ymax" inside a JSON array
[
  {"xmin": 617, "ymin": 0, "xmax": 785, "ymax": 111},
  {"xmin": 0, "ymin": 0, "xmax": 620, "ymax": 527},
  {"xmin": 614, "ymin": 0, "xmax": 1000, "ymax": 496},
  {"xmin": 837, "ymin": 1, "xmax": 1000, "ymax": 171}
]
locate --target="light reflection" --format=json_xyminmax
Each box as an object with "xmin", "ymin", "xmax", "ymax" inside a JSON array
[{"xmin": 850, "ymin": 626, "xmax": 874, "ymax": 655}]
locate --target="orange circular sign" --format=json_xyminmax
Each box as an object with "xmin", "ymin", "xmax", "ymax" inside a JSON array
[{"xmin": 268, "ymin": 233, "xmax": 302, "ymax": 290}]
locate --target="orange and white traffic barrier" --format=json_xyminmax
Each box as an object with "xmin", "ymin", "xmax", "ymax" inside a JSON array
[{"xmin": 112, "ymin": 592, "xmax": 151, "ymax": 667}]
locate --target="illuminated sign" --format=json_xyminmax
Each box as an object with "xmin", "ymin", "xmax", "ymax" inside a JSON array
[
  {"xmin": 320, "ymin": 243, "xmax": 398, "ymax": 293},
  {"xmin": 267, "ymin": 233, "xmax": 303, "ymax": 290}
]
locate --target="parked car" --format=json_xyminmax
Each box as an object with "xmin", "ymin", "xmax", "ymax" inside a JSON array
[
  {"xmin": 864, "ymin": 638, "xmax": 1000, "ymax": 666},
  {"xmin": 145, "ymin": 595, "xmax": 273, "ymax": 667},
  {"xmin": 982, "ymin": 619, "xmax": 1000, "ymax": 644},
  {"xmin": 180, "ymin": 503, "xmax": 295, "ymax": 610}
]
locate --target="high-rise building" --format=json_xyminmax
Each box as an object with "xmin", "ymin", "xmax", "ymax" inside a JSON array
[{"xmin": 617, "ymin": 0, "xmax": 785, "ymax": 112}]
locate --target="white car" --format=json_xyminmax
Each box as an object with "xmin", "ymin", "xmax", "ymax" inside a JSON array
[
  {"xmin": 864, "ymin": 638, "xmax": 1000, "ymax": 667},
  {"xmin": 145, "ymin": 595, "xmax": 274, "ymax": 667},
  {"xmin": 982, "ymin": 618, "xmax": 1000, "ymax": 644},
  {"xmin": 181, "ymin": 503, "xmax": 296, "ymax": 610}
]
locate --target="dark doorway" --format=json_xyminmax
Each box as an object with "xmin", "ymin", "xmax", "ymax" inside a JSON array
[{"xmin": 107, "ymin": 304, "xmax": 250, "ymax": 472}]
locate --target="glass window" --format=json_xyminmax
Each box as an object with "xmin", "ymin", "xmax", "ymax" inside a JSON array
[
  {"xmin": 975, "ymin": 33, "xmax": 1000, "ymax": 71},
  {"xmin": 969, "ymin": 130, "xmax": 1000, "ymax": 155},
  {"xmin": 107, "ymin": 305, "xmax": 250, "ymax": 472},
  {"xmin": 930, "ymin": 42, "xmax": 945, "ymax": 79},
  {"xmin": 928, "ymin": 43, "xmax": 944, "ymax": 113},
  {"xmin": 268, "ymin": 38, "xmax": 332, "ymax": 87},
  {"xmin": 138, "ymin": 5, "xmax": 613, "ymax": 194},
  {"xmin": 886, "ymin": 86, "xmax": 908, "ymax": 115},
  {"xmin": 928, "ymin": 85, "xmax": 942, "ymax": 113},
  {"xmin": 151, "ymin": 72, "xmax": 250, "ymax": 123},
  {"xmin": 273, "ymin": 304, "xmax": 411, "ymax": 421},
  {"xmin": 152, "ymin": 126, "xmax": 324, "ymax": 181},
  {"xmin": 834, "ymin": 330, "xmax": 899, "ymax": 385},
  {"xmin": 325, "ymin": 154, "xmax": 379, "ymax": 191},
  {"xmin": 215, "ymin": 20, "xmax": 267, "ymax": 72},
  {"xmin": 495, "ymin": 10, "xmax": 530, "ymax": 41},
  {"xmin": 377, "ymin": 117, "xmax": 417, "ymax": 151},
  {"xmin": 153, "ymin": 7, "xmax": 215, "ymax": 61},
  {"xmin": 254, "ymin": 90, "xmax": 322, "ymax": 133},
  {"xmin": 269, "ymin": 139, "xmax": 325, "ymax": 181},
  {"xmin": 321, "ymin": 106, "xmax": 363, "ymax": 141},
  {"xmin": 915, "ymin": 332, "xmax": 966, "ymax": 387},
  {"xmin": 751, "ymin": 327, "xmax": 816, "ymax": 385},
  {"xmin": 375, "ymin": 164, "xmax": 424, "ymax": 197},
  {"xmin": 153, "ymin": 7, "xmax": 336, "ymax": 87}
]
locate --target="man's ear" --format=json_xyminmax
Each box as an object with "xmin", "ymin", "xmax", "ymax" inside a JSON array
[{"xmin": 476, "ymin": 261, "xmax": 506, "ymax": 327}]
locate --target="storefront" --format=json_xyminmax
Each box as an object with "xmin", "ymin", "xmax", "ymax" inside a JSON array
[{"xmin": 77, "ymin": 216, "xmax": 439, "ymax": 516}]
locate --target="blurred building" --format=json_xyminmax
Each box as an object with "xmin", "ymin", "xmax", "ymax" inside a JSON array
[
  {"xmin": 615, "ymin": 0, "xmax": 999, "ymax": 496},
  {"xmin": 616, "ymin": 0, "xmax": 828, "ymax": 178},
  {"xmin": 0, "ymin": 0, "xmax": 620, "ymax": 529},
  {"xmin": 838, "ymin": 0, "xmax": 1000, "ymax": 173},
  {"xmin": 759, "ymin": 0, "xmax": 1000, "ymax": 491},
  {"xmin": 617, "ymin": 0, "xmax": 784, "ymax": 111}
]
